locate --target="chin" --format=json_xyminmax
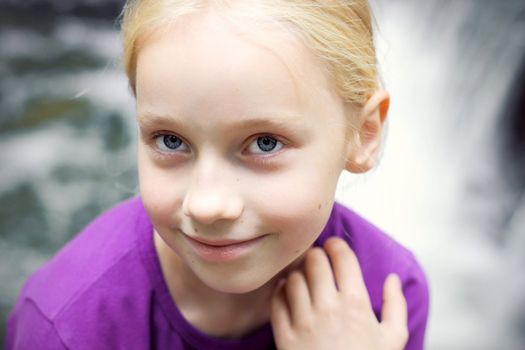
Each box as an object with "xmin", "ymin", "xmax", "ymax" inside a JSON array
[{"xmin": 200, "ymin": 270, "xmax": 275, "ymax": 295}]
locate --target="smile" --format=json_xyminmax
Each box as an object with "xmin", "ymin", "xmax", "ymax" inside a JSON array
[{"xmin": 183, "ymin": 233, "xmax": 267, "ymax": 262}]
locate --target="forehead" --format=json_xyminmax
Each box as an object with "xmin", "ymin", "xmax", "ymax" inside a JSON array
[{"xmin": 135, "ymin": 10, "xmax": 343, "ymax": 127}]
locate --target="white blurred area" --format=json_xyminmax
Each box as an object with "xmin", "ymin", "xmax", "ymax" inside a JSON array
[{"xmin": 336, "ymin": 1, "xmax": 525, "ymax": 349}]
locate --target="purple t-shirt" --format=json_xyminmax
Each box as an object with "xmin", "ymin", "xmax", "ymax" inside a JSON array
[{"xmin": 5, "ymin": 196, "xmax": 429, "ymax": 349}]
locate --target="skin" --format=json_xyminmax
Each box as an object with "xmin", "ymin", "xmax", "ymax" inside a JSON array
[
  {"xmin": 134, "ymin": 9, "xmax": 406, "ymax": 348},
  {"xmin": 272, "ymin": 238, "xmax": 409, "ymax": 350}
]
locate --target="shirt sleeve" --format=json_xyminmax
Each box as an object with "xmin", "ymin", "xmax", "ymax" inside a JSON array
[
  {"xmin": 403, "ymin": 254, "xmax": 431, "ymax": 350},
  {"xmin": 5, "ymin": 299, "xmax": 67, "ymax": 350}
]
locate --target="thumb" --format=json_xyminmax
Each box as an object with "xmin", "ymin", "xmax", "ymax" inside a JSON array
[{"xmin": 380, "ymin": 274, "xmax": 408, "ymax": 330}]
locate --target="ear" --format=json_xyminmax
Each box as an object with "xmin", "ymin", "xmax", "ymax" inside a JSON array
[{"xmin": 345, "ymin": 89, "xmax": 390, "ymax": 173}]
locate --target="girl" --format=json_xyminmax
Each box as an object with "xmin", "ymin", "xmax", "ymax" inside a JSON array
[{"xmin": 6, "ymin": 0, "xmax": 429, "ymax": 349}]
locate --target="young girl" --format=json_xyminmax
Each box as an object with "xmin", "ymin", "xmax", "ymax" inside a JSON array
[{"xmin": 6, "ymin": 1, "xmax": 429, "ymax": 349}]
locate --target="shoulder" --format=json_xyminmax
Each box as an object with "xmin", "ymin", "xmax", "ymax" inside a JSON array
[
  {"xmin": 7, "ymin": 196, "xmax": 155, "ymax": 349},
  {"xmin": 19, "ymin": 195, "xmax": 148, "ymax": 317},
  {"xmin": 5, "ymin": 298, "xmax": 67, "ymax": 349},
  {"xmin": 317, "ymin": 202, "xmax": 430, "ymax": 349}
]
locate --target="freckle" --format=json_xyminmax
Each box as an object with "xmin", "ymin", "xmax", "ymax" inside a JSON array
[
  {"xmin": 318, "ymin": 204, "xmax": 322, "ymax": 210},
  {"xmin": 236, "ymin": 178, "xmax": 240, "ymax": 182},
  {"xmin": 294, "ymin": 249, "xmax": 300, "ymax": 254},
  {"xmin": 195, "ymin": 228, "xmax": 199, "ymax": 232}
]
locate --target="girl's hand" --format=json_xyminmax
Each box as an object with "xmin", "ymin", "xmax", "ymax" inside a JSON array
[{"xmin": 270, "ymin": 237, "xmax": 409, "ymax": 350}]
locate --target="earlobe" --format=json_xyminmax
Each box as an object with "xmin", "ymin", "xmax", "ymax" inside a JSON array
[{"xmin": 345, "ymin": 89, "xmax": 390, "ymax": 173}]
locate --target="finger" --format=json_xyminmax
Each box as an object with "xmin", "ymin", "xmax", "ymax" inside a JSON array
[
  {"xmin": 271, "ymin": 279, "xmax": 292, "ymax": 336},
  {"xmin": 304, "ymin": 247, "xmax": 338, "ymax": 305},
  {"xmin": 285, "ymin": 271, "xmax": 312, "ymax": 324},
  {"xmin": 324, "ymin": 237, "xmax": 369, "ymax": 297},
  {"xmin": 380, "ymin": 274, "xmax": 408, "ymax": 332}
]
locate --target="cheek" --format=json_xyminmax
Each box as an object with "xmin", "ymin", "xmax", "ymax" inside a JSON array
[
  {"xmin": 138, "ymin": 150, "xmax": 184, "ymax": 227},
  {"xmin": 249, "ymin": 166, "xmax": 339, "ymax": 250},
  {"xmin": 252, "ymin": 160, "xmax": 339, "ymax": 213}
]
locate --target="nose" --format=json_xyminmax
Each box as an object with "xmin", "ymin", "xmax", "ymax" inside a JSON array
[
  {"xmin": 182, "ymin": 187, "xmax": 244, "ymax": 225},
  {"xmin": 182, "ymin": 173, "xmax": 244, "ymax": 225}
]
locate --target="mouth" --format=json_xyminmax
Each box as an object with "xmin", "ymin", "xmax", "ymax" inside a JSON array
[
  {"xmin": 182, "ymin": 232, "xmax": 268, "ymax": 262},
  {"xmin": 187, "ymin": 235, "xmax": 264, "ymax": 247}
]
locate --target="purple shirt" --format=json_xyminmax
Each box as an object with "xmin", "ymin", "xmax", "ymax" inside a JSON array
[{"xmin": 5, "ymin": 196, "xmax": 429, "ymax": 349}]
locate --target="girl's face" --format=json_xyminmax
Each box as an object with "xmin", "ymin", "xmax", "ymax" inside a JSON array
[{"xmin": 136, "ymin": 12, "xmax": 351, "ymax": 293}]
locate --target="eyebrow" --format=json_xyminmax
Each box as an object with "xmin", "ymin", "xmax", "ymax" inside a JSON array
[
  {"xmin": 137, "ymin": 113, "xmax": 184, "ymax": 129},
  {"xmin": 137, "ymin": 112, "xmax": 307, "ymax": 133}
]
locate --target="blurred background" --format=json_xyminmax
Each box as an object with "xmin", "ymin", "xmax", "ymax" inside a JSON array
[{"xmin": 0, "ymin": 0, "xmax": 524, "ymax": 348}]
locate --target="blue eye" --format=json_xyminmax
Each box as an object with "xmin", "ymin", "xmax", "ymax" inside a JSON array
[
  {"xmin": 155, "ymin": 134, "xmax": 188, "ymax": 152},
  {"xmin": 247, "ymin": 135, "xmax": 283, "ymax": 154}
]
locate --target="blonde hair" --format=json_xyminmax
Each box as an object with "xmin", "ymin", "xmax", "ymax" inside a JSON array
[{"xmin": 120, "ymin": 0, "xmax": 379, "ymax": 108}]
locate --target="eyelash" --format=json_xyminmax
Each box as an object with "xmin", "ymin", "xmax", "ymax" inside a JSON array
[{"xmin": 149, "ymin": 132, "xmax": 286, "ymax": 164}]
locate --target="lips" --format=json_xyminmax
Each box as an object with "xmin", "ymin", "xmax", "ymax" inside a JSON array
[
  {"xmin": 186, "ymin": 234, "xmax": 263, "ymax": 247},
  {"xmin": 182, "ymin": 232, "xmax": 267, "ymax": 262}
]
